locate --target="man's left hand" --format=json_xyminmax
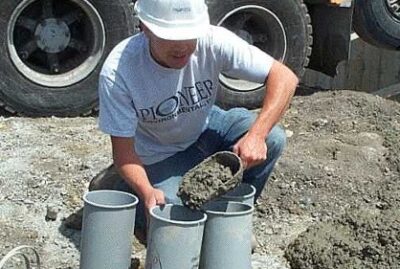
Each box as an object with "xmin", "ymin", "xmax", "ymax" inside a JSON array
[{"xmin": 232, "ymin": 133, "xmax": 267, "ymax": 169}]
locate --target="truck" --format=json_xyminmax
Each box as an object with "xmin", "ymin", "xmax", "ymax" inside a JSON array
[{"xmin": 0, "ymin": 0, "xmax": 399, "ymax": 116}]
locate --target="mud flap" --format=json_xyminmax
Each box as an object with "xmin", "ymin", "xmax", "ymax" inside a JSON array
[{"xmin": 307, "ymin": 4, "xmax": 353, "ymax": 76}]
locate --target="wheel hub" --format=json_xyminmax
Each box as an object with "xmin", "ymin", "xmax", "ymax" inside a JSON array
[
  {"xmin": 7, "ymin": 0, "xmax": 105, "ymax": 87},
  {"xmin": 217, "ymin": 5, "xmax": 287, "ymax": 92},
  {"xmin": 386, "ymin": 0, "xmax": 400, "ymax": 20},
  {"xmin": 35, "ymin": 18, "xmax": 71, "ymax": 53}
]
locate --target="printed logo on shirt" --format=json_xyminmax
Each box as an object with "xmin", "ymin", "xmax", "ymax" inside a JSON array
[{"xmin": 133, "ymin": 79, "xmax": 213, "ymax": 123}]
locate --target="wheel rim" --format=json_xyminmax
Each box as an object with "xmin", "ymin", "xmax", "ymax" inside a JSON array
[
  {"xmin": 7, "ymin": 0, "xmax": 106, "ymax": 88},
  {"xmin": 386, "ymin": 0, "xmax": 400, "ymax": 21},
  {"xmin": 217, "ymin": 5, "xmax": 287, "ymax": 92}
]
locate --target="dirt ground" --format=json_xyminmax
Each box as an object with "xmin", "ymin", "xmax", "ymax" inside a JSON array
[{"xmin": 0, "ymin": 89, "xmax": 399, "ymax": 269}]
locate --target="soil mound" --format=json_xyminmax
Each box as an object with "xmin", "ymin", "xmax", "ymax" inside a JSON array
[
  {"xmin": 274, "ymin": 90, "xmax": 400, "ymax": 269},
  {"xmin": 285, "ymin": 207, "xmax": 400, "ymax": 269}
]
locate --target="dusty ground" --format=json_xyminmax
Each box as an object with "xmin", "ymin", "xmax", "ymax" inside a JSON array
[{"xmin": 0, "ymin": 89, "xmax": 399, "ymax": 268}]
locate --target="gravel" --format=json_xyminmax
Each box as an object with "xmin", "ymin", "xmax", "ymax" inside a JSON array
[{"xmin": 1, "ymin": 89, "xmax": 399, "ymax": 268}]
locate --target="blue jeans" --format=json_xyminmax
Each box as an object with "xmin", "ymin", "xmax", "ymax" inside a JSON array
[{"xmin": 117, "ymin": 105, "xmax": 286, "ymax": 229}]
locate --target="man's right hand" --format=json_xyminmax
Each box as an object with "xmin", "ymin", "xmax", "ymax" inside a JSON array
[{"xmin": 141, "ymin": 186, "xmax": 166, "ymax": 213}]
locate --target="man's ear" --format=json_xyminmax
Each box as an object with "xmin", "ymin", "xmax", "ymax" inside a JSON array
[{"xmin": 140, "ymin": 22, "xmax": 150, "ymax": 36}]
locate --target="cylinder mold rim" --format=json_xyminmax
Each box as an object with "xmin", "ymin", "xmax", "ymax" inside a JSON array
[
  {"xmin": 83, "ymin": 190, "xmax": 139, "ymax": 209},
  {"xmin": 150, "ymin": 204, "xmax": 207, "ymax": 225},
  {"xmin": 202, "ymin": 201, "xmax": 254, "ymax": 216},
  {"xmin": 223, "ymin": 183, "xmax": 256, "ymax": 200}
]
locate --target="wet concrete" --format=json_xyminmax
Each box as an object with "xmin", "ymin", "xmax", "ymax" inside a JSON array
[
  {"xmin": 177, "ymin": 151, "xmax": 243, "ymax": 210},
  {"xmin": 285, "ymin": 207, "xmax": 400, "ymax": 269}
]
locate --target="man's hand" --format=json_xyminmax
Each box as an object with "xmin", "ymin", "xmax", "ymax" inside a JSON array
[
  {"xmin": 140, "ymin": 186, "xmax": 165, "ymax": 228},
  {"xmin": 141, "ymin": 186, "xmax": 166, "ymax": 212},
  {"xmin": 233, "ymin": 132, "xmax": 267, "ymax": 169}
]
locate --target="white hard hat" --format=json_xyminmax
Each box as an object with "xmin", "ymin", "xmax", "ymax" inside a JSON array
[{"xmin": 134, "ymin": 0, "xmax": 210, "ymax": 40}]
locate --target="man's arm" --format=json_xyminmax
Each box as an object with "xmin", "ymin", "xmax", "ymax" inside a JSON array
[
  {"xmin": 233, "ymin": 60, "xmax": 299, "ymax": 168},
  {"xmin": 111, "ymin": 136, "xmax": 165, "ymax": 211}
]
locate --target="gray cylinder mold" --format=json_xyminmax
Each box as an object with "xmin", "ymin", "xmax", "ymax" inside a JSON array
[
  {"xmin": 221, "ymin": 183, "xmax": 256, "ymax": 205},
  {"xmin": 145, "ymin": 204, "xmax": 207, "ymax": 269},
  {"xmin": 80, "ymin": 190, "xmax": 138, "ymax": 269},
  {"xmin": 200, "ymin": 201, "xmax": 254, "ymax": 269}
]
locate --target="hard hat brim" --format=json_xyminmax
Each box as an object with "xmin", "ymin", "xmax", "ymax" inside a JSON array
[{"xmin": 141, "ymin": 18, "xmax": 210, "ymax": 41}]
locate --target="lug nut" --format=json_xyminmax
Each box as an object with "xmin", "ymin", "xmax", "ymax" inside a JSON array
[
  {"xmin": 52, "ymin": 65, "xmax": 60, "ymax": 73},
  {"xmin": 19, "ymin": 51, "xmax": 28, "ymax": 60}
]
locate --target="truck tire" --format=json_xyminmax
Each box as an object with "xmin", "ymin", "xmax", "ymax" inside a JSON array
[
  {"xmin": 0, "ymin": 0, "xmax": 137, "ymax": 116},
  {"xmin": 207, "ymin": 0, "xmax": 312, "ymax": 109},
  {"xmin": 353, "ymin": 0, "xmax": 400, "ymax": 50}
]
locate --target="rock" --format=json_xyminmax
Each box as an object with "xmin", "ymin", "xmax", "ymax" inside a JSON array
[
  {"xmin": 63, "ymin": 208, "xmax": 83, "ymax": 230},
  {"xmin": 285, "ymin": 129, "xmax": 294, "ymax": 138},
  {"xmin": 312, "ymin": 118, "xmax": 328, "ymax": 128},
  {"xmin": 252, "ymin": 253, "xmax": 287, "ymax": 269},
  {"xmin": 46, "ymin": 204, "xmax": 60, "ymax": 221}
]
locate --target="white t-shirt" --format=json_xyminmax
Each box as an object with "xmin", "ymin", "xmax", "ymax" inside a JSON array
[{"xmin": 99, "ymin": 25, "xmax": 273, "ymax": 165}]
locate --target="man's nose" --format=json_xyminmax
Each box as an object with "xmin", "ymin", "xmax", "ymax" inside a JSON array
[{"xmin": 172, "ymin": 40, "xmax": 196, "ymax": 50}]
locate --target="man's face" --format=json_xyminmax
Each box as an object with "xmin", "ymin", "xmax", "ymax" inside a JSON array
[{"xmin": 143, "ymin": 26, "xmax": 197, "ymax": 69}]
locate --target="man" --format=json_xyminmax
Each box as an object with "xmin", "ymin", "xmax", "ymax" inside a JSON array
[{"xmin": 96, "ymin": 0, "xmax": 298, "ymax": 242}]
